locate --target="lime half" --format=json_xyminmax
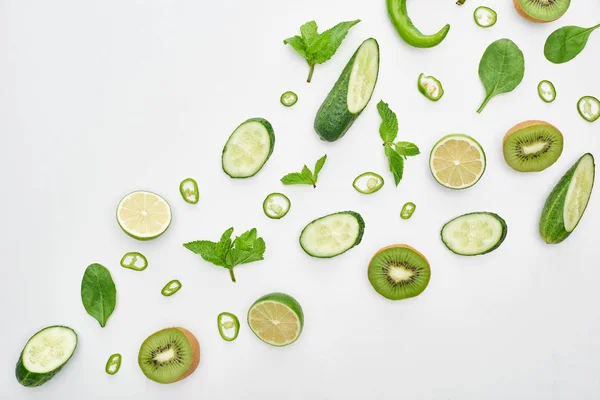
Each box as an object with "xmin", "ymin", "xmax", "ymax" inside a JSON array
[
  {"xmin": 429, "ymin": 134, "xmax": 486, "ymax": 190},
  {"xmin": 248, "ymin": 293, "xmax": 304, "ymax": 347},
  {"xmin": 116, "ymin": 191, "xmax": 172, "ymax": 240}
]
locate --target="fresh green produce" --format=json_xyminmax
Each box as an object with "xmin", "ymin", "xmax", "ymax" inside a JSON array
[
  {"xmin": 138, "ymin": 327, "xmax": 200, "ymax": 384},
  {"xmin": 441, "ymin": 212, "xmax": 508, "ymax": 256},
  {"xmin": 538, "ymin": 80, "xmax": 556, "ymax": 103},
  {"xmin": 386, "ymin": 0, "xmax": 450, "ymax": 48},
  {"xmin": 280, "ymin": 154, "xmax": 327, "ymax": 188},
  {"xmin": 513, "ymin": 0, "xmax": 570, "ymax": 22},
  {"xmin": 15, "ymin": 326, "xmax": 78, "ymax": 387},
  {"xmin": 217, "ymin": 312, "xmax": 240, "ymax": 342},
  {"xmin": 314, "ymin": 38, "xmax": 380, "ymax": 142},
  {"xmin": 417, "ymin": 73, "xmax": 444, "ymax": 101},
  {"xmin": 283, "ymin": 20, "xmax": 360, "ymax": 83},
  {"xmin": 247, "ymin": 293, "xmax": 304, "ymax": 347},
  {"xmin": 105, "ymin": 354, "xmax": 122, "ymax": 375},
  {"xmin": 352, "ymin": 172, "xmax": 384, "ymax": 194},
  {"xmin": 299, "ymin": 211, "xmax": 365, "ymax": 258},
  {"xmin": 161, "ymin": 280, "xmax": 182, "ymax": 297},
  {"xmin": 222, "ymin": 118, "xmax": 275, "ymax": 179},
  {"xmin": 183, "ymin": 227, "xmax": 266, "ymax": 282},
  {"xmin": 477, "ymin": 39, "xmax": 525, "ymax": 113},
  {"xmin": 544, "ymin": 24, "xmax": 600, "ymax": 64},
  {"xmin": 540, "ymin": 154, "xmax": 595, "ymax": 244},
  {"xmin": 400, "ymin": 202, "xmax": 416, "ymax": 219},
  {"xmin": 368, "ymin": 245, "xmax": 431, "ymax": 300},
  {"xmin": 179, "ymin": 178, "xmax": 199, "ymax": 204},
  {"xmin": 474, "ymin": 6, "xmax": 497, "ymax": 28},
  {"xmin": 116, "ymin": 191, "xmax": 172, "ymax": 241},
  {"xmin": 120, "ymin": 251, "xmax": 148, "ymax": 271},
  {"xmin": 429, "ymin": 134, "xmax": 486, "ymax": 190},
  {"xmin": 503, "ymin": 120, "xmax": 563, "ymax": 172},
  {"xmin": 377, "ymin": 101, "xmax": 421, "ymax": 186},
  {"xmin": 577, "ymin": 96, "xmax": 600, "ymax": 122},
  {"xmin": 81, "ymin": 263, "xmax": 117, "ymax": 328},
  {"xmin": 280, "ymin": 91, "xmax": 298, "ymax": 107},
  {"xmin": 456, "ymin": 0, "xmax": 466, "ymax": 5},
  {"xmin": 263, "ymin": 192, "xmax": 291, "ymax": 219}
]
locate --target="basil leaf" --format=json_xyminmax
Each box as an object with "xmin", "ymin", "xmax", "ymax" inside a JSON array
[
  {"xmin": 544, "ymin": 24, "xmax": 600, "ymax": 64},
  {"xmin": 477, "ymin": 39, "xmax": 525, "ymax": 113},
  {"xmin": 81, "ymin": 263, "xmax": 116, "ymax": 327}
]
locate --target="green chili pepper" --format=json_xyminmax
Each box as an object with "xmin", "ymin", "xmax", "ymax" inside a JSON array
[
  {"xmin": 217, "ymin": 312, "xmax": 240, "ymax": 342},
  {"xmin": 400, "ymin": 202, "xmax": 416, "ymax": 219},
  {"xmin": 179, "ymin": 178, "xmax": 199, "ymax": 204},
  {"xmin": 456, "ymin": 0, "xmax": 466, "ymax": 5},
  {"xmin": 577, "ymin": 96, "xmax": 600, "ymax": 122},
  {"xmin": 473, "ymin": 7, "xmax": 497, "ymax": 28},
  {"xmin": 105, "ymin": 353, "xmax": 122, "ymax": 375},
  {"xmin": 537, "ymin": 80, "xmax": 556, "ymax": 103},
  {"xmin": 387, "ymin": 0, "xmax": 450, "ymax": 48},
  {"xmin": 120, "ymin": 252, "xmax": 148, "ymax": 271},
  {"xmin": 161, "ymin": 280, "xmax": 182, "ymax": 297},
  {"xmin": 280, "ymin": 91, "xmax": 298, "ymax": 107},
  {"xmin": 418, "ymin": 74, "xmax": 444, "ymax": 101}
]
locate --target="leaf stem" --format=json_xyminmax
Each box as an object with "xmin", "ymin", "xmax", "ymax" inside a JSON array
[
  {"xmin": 307, "ymin": 64, "xmax": 315, "ymax": 83},
  {"xmin": 477, "ymin": 95, "xmax": 492, "ymax": 114},
  {"xmin": 229, "ymin": 268, "xmax": 236, "ymax": 283}
]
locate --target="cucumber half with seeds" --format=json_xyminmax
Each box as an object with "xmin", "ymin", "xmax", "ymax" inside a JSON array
[
  {"xmin": 300, "ymin": 211, "xmax": 365, "ymax": 258},
  {"xmin": 314, "ymin": 38, "xmax": 380, "ymax": 142},
  {"xmin": 441, "ymin": 212, "xmax": 507, "ymax": 256},
  {"xmin": 222, "ymin": 118, "xmax": 275, "ymax": 178},
  {"xmin": 16, "ymin": 326, "xmax": 78, "ymax": 387},
  {"xmin": 540, "ymin": 154, "xmax": 595, "ymax": 244}
]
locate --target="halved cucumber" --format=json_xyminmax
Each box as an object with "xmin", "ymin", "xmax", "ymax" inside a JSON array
[
  {"xmin": 441, "ymin": 212, "xmax": 507, "ymax": 256},
  {"xmin": 299, "ymin": 211, "xmax": 365, "ymax": 258},
  {"xmin": 314, "ymin": 39, "xmax": 380, "ymax": 142},
  {"xmin": 222, "ymin": 118, "xmax": 275, "ymax": 178},
  {"xmin": 540, "ymin": 154, "xmax": 595, "ymax": 244},
  {"xmin": 16, "ymin": 326, "xmax": 78, "ymax": 387}
]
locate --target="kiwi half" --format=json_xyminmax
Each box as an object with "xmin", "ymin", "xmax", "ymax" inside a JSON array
[
  {"xmin": 368, "ymin": 245, "xmax": 431, "ymax": 301},
  {"xmin": 513, "ymin": 0, "xmax": 570, "ymax": 23},
  {"xmin": 138, "ymin": 327, "xmax": 200, "ymax": 384},
  {"xmin": 503, "ymin": 120, "xmax": 563, "ymax": 173}
]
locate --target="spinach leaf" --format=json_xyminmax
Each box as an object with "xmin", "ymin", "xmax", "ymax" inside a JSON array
[
  {"xmin": 81, "ymin": 263, "xmax": 116, "ymax": 327},
  {"xmin": 544, "ymin": 24, "xmax": 600, "ymax": 64},
  {"xmin": 477, "ymin": 39, "xmax": 525, "ymax": 113}
]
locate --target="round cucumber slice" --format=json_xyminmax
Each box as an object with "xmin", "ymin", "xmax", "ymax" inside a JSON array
[
  {"xmin": 222, "ymin": 118, "xmax": 275, "ymax": 178},
  {"xmin": 352, "ymin": 172, "xmax": 384, "ymax": 194},
  {"xmin": 299, "ymin": 211, "xmax": 365, "ymax": 258},
  {"xmin": 263, "ymin": 193, "xmax": 291, "ymax": 219},
  {"xmin": 441, "ymin": 212, "xmax": 507, "ymax": 256}
]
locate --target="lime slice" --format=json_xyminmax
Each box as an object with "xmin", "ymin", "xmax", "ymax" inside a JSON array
[
  {"xmin": 247, "ymin": 293, "xmax": 304, "ymax": 347},
  {"xmin": 116, "ymin": 191, "xmax": 172, "ymax": 240},
  {"xmin": 429, "ymin": 134, "xmax": 486, "ymax": 190}
]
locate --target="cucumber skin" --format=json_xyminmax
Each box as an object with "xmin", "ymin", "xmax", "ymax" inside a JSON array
[
  {"xmin": 540, "ymin": 154, "xmax": 595, "ymax": 244},
  {"xmin": 314, "ymin": 39, "xmax": 379, "ymax": 142},
  {"xmin": 222, "ymin": 118, "xmax": 275, "ymax": 179},
  {"xmin": 441, "ymin": 212, "xmax": 508, "ymax": 256},
  {"xmin": 299, "ymin": 211, "xmax": 365, "ymax": 258},
  {"xmin": 16, "ymin": 326, "xmax": 78, "ymax": 387}
]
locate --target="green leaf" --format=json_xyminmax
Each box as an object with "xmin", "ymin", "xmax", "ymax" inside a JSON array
[
  {"xmin": 313, "ymin": 154, "xmax": 328, "ymax": 180},
  {"xmin": 544, "ymin": 24, "xmax": 600, "ymax": 64},
  {"xmin": 281, "ymin": 172, "xmax": 314, "ymax": 186},
  {"xmin": 283, "ymin": 36, "xmax": 307, "ymax": 58},
  {"xmin": 385, "ymin": 144, "xmax": 405, "ymax": 186},
  {"xmin": 281, "ymin": 155, "xmax": 327, "ymax": 187},
  {"xmin": 81, "ymin": 263, "xmax": 117, "ymax": 328},
  {"xmin": 300, "ymin": 21, "xmax": 319, "ymax": 44},
  {"xmin": 313, "ymin": 20, "xmax": 360, "ymax": 64},
  {"xmin": 377, "ymin": 100, "xmax": 398, "ymax": 144},
  {"xmin": 395, "ymin": 142, "xmax": 421, "ymax": 158},
  {"xmin": 183, "ymin": 240, "xmax": 227, "ymax": 267}
]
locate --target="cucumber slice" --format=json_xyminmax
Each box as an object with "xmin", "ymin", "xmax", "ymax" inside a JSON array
[
  {"xmin": 441, "ymin": 212, "xmax": 507, "ymax": 256},
  {"xmin": 353, "ymin": 172, "xmax": 384, "ymax": 194},
  {"xmin": 299, "ymin": 211, "xmax": 365, "ymax": 258},
  {"xmin": 314, "ymin": 38, "xmax": 380, "ymax": 142},
  {"xmin": 263, "ymin": 192, "xmax": 291, "ymax": 219},
  {"xmin": 16, "ymin": 326, "xmax": 78, "ymax": 387},
  {"xmin": 222, "ymin": 118, "xmax": 275, "ymax": 178}
]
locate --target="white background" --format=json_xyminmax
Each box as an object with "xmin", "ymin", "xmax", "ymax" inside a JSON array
[{"xmin": 1, "ymin": 0, "xmax": 599, "ymax": 399}]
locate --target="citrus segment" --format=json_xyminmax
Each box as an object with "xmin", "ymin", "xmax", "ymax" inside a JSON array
[
  {"xmin": 117, "ymin": 191, "xmax": 172, "ymax": 240},
  {"xmin": 248, "ymin": 293, "xmax": 303, "ymax": 347},
  {"xmin": 429, "ymin": 134, "xmax": 486, "ymax": 189}
]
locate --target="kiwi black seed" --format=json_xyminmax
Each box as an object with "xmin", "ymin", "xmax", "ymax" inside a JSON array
[
  {"xmin": 503, "ymin": 120, "xmax": 563, "ymax": 173},
  {"xmin": 513, "ymin": 0, "xmax": 570, "ymax": 23},
  {"xmin": 138, "ymin": 327, "xmax": 200, "ymax": 384},
  {"xmin": 368, "ymin": 245, "xmax": 431, "ymax": 301}
]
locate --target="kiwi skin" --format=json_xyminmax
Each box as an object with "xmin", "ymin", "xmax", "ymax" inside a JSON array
[
  {"xmin": 503, "ymin": 120, "xmax": 563, "ymax": 173},
  {"xmin": 513, "ymin": 0, "xmax": 569, "ymax": 23}
]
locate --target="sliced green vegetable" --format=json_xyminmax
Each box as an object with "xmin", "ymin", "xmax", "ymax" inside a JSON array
[
  {"xmin": 537, "ymin": 80, "xmax": 556, "ymax": 103},
  {"xmin": 280, "ymin": 91, "xmax": 298, "ymax": 107},
  {"xmin": 577, "ymin": 96, "xmax": 600, "ymax": 122},
  {"xmin": 544, "ymin": 24, "xmax": 600, "ymax": 64},
  {"xmin": 386, "ymin": 0, "xmax": 450, "ymax": 48},
  {"xmin": 474, "ymin": 7, "xmax": 497, "ymax": 28},
  {"xmin": 105, "ymin": 353, "xmax": 122, "ymax": 375},
  {"xmin": 442, "ymin": 212, "xmax": 508, "ymax": 256},
  {"xmin": 352, "ymin": 172, "xmax": 384, "ymax": 194},
  {"xmin": 417, "ymin": 74, "xmax": 444, "ymax": 101},
  {"xmin": 400, "ymin": 202, "xmax": 416, "ymax": 219},
  {"xmin": 263, "ymin": 193, "xmax": 291, "ymax": 219},
  {"xmin": 81, "ymin": 263, "xmax": 117, "ymax": 328},
  {"xmin": 299, "ymin": 211, "xmax": 365, "ymax": 258},
  {"xmin": 179, "ymin": 178, "xmax": 199, "ymax": 204},
  {"xmin": 217, "ymin": 312, "xmax": 240, "ymax": 342},
  {"xmin": 120, "ymin": 252, "xmax": 148, "ymax": 271},
  {"xmin": 222, "ymin": 118, "xmax": 275, "ymax": 179},
  {"xmin": 161, "ymin": 280, "xmax": 182, "ymax": 297}
]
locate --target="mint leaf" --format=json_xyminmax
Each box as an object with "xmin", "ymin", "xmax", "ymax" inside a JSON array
[
  {"xmin": 282, "ymin": 36, "xmax": 306, "ymax": 58},
  {"xmin": 281, "ymin": 172, "xmax": 314, "ymax": 186},
  {"xmin": 395, "ymin": 142, "xmax": 421, "ymax": 158},
  {"xmin": 281, "ymin": 154, "xmax": 327, "ymax": 188},
  {"xmin": 313, "ymin": 154, "xmax": 327, "ymax": 180},
  {"xmin": 313, "ymin": 20, "xmax": 360, "ymax": 64},
  {"xmin": 377, "ymin": 100, "xmax": 398, "ymax": 144},
  {"xmin": 300, "ymin": 21, "xmax": 319, "ymax": 44},
  {"xmin": 385, "ymin": 144, "xmax": 404, "ymax": 185},
  {"xmin": 183, "ymin": 240, "xmax": 228, "ymax": 267}
]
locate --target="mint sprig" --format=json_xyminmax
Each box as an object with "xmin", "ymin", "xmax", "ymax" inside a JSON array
[{"xmin": 281, "ymin": 154, "xmax": 327, "ymax": 188}]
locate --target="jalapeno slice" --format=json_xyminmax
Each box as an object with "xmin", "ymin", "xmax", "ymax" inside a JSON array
[
  {"xmin": 120, "ymin": 252, "xmax": 148, "ymax": 271},
  {"xmin": 217, "ymin": 312, "xmax": 240, "ymax": 342},
  {"xmin": 400, "ymin": 202, "xmax": 416, "ymax": 219},
  {"xmin": 105, "ymin": 353, "xmax": 122, "ymax": 375},
  {"xmin": 280, "ymin": 91, "xmax": 298, "ymax": 107},
  {"xmin": 263, "ymin": 193, "xmax": 291, "ymax": 219},
  {"xmin": 179, "ymin": 178, "xmax": 199, "ymax": 204},
  {"xmin": 577, "ymin": 96, "xmax": 600, "ymax": 122},
  {"xmin": 161, "ymin": 280, "xmax": 182, "ymax": 297},
  {"xmin": 352, "ymin": 172, "xmax": 384, "ymax": 194},
  {"xmin": 537, "ymin": 80, "xmax": 556, "ymax": 103},
  {"xmin": 473, "ymin": 7, "xmax": 497, "ymax": 28},
  {"xmin": 418, "ymin": 74, "xmax": 444, "ymax": 101}
]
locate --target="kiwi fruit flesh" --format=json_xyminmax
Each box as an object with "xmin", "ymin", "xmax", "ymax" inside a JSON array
[
  {"xmin": 138, "ymin": 327, "xmax": 200, "ymax": 384},
  {"xmin": 368, "ymin": 245, "xmax": 431, "ymax": 300},
  {"xmin": 503, "ymin": 120, "xmax": 563, "ymax": 173},
  {"xmin": 513, "ymin": 0, "xmax": 570, "ymax": 23}
]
